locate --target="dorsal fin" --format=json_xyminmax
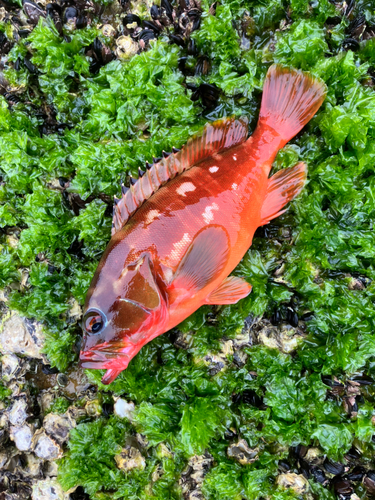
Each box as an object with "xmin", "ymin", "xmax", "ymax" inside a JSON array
[{"xmin": 112, "ymin": 117, "xmax": 249, "ymax": 235}]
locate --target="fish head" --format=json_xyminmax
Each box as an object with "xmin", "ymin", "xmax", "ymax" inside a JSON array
[{"xmin": 80, "ymin": 252, "xmax": 168, "ymax": 384}]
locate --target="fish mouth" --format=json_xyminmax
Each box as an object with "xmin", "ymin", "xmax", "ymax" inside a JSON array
[
  {"xmin": 79, "ymin": 343, "xmax": 141, "ymax": 384},
  {"xmin": 80, "ymin": 347, "xmax": 132, "ymax": 367}
]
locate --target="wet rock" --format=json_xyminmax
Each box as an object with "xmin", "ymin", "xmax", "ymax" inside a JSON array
[
  {"xmin": 43, "ymin": 413, "xmax": 75, "ymax": 445},
  {"xmin": 276, "ymin": 473, "xmax": 310, "ymax": 494},
  {"xmin": 10, "ymin": 423, "xmax": 33, "ymax": 451},
  {"xmin": 32, "ymin": 429, "xmax": 63, "ymax": 460},
  {"xmin": 114, "ymin": 446, "xmax": 145, "ymax": 471},
  {"xmin": 32, "ymin": 478, "xmax": 69, "ymax": 500},
  {"xmin": 227, "ymin": 439, "xmax": 259, "ymax": 465},
  {"xmin": 114, "ymin": 398, "xmax": 135, "ymax": 421},
  {"xmin": 0, "ymin": 312, "xmax": 45, "ymax": 359},
  {"xmin": 115, "ymin": 35, "xmax": 138, "ymax": 60},
  {"xmin": 9, "ymin": 398, "xmax": 28, "ymax": 426}
]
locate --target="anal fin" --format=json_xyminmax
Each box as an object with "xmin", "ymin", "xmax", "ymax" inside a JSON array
[
  {"xmin": 205, "ymin": 276, "xmax": 252, "ymax": 305},
  {"xmin": 260, "ymin": 162, "xmax": 307, "ymax": 225}
]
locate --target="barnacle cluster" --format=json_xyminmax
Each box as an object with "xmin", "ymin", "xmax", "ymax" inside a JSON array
[{"xmin": 2, "ymin": 0, "xmax": 375, "ymax": 499}]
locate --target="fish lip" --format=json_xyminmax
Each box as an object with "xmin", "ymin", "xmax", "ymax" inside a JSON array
[
  {"xmin": 80, "ymin": 349, "xmax": 131, "ymax": 362},
  {"xmin": 79, "ymin": 343, "xmax": 136, "ymax": 369}
]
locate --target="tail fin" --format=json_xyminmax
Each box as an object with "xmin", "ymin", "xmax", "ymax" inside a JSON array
[{"xmin": 259, "ymin": 64, "xmax": 326, "ymax": 145}]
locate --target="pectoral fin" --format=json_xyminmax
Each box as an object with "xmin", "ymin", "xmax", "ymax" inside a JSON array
[
  {"xmin": 260, "ymin": 162, "xmax": 307, "ymax": 225},
  {"xmin": 169, "ymin": 225, "xmax": 229, "ymax": 295},
  {"xmin": 205, "ymin": 276, "xmax": 252, "ymax": 305}
]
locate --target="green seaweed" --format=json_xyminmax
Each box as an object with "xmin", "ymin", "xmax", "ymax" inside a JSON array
[{"xmin": 0, "ymin": 381, "xmax": 11, "ymax": 401}]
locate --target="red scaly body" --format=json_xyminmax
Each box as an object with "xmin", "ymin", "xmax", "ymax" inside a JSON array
[{"xmin": 80, "ymin": 65, "xmax": 326, "ymax": 384}]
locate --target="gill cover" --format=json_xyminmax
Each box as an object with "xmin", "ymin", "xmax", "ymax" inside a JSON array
[{"xmin": 81, "ymin": 254, "xmax": 168, "ymax": 352}]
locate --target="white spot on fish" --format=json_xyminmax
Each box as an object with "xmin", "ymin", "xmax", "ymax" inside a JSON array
[
  {"xmin": 202, "ymin": 202, "xmax": 219, "ymax": 224},
  {"xmin": 209, "ymin": 166, "xmax": 219, "ymax": 173},
  {"xmin": 145, "ymin": 209, "xmax": 160, "ymax": 225},
  {"xmin": 232, "ymin": 183, "xmax": 238, "ymax": 190},
  {"xmin": 161, "ymin": 264, "xmax": 173, "ymax": 284},
  {"xmin": 170, "ymin": 233, "xmax": 192, "ymax": 262},
  {"xmin": 177, "ymin": 182, "xmax": 196, "ymax": 197},
  {"xmin": 233, "ymin": 154, "xmax": 237, "ymax": 161}
]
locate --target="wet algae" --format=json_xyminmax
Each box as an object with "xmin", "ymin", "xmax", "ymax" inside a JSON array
[{"xmin": 1, "ymin": 0, "xmax": 375, "ymax": 498}]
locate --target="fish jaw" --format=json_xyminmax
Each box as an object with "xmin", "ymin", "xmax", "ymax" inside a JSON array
[{"xmin": 79, "ymin": 342, "xmax": 143, "ymax": 384}]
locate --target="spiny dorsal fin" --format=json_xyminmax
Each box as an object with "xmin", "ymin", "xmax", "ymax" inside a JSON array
[{"xmin": 112, "ymin": 117, "xmax": 249, "ymax": 235}]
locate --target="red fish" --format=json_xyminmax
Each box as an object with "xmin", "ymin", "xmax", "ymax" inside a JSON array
[{"xmin": 80, "ymin": 65, "xmax": 326, "ymax": 384}]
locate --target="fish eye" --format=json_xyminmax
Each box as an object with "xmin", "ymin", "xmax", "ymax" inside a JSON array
[{"xmin": 83, "ymin": 309, "xmax": 105, "ymax": 335}]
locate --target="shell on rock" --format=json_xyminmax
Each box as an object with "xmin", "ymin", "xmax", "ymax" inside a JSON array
[
  {"xmin": 114, "ymin": 446, "xmax": 145, "ymax": 471},
  {"xmin": 0, "ymin": 449, "xmax": 11, "ymax": 468},
  {"xmin": 101, "ymin": 24, "xmax": 116, "ymax": 37},
  {"xmin": 16, "ymin": 452, "xmax": 43, "ymax": 478},
  {"xmin": 227, "ymin": 439, "xmax": 259, "ymax": 465},
  {"xmin": 10, "ymin": 423, "xmax": 34, "ymax": 451},
  {"xmin": 114, "ymin": 398, "xmax": 135, "ymax": 421},
  {"xmin": 1, "ymin": 354, "xmax": 24, "ymax": 381},
  {"xmin": 66, "ymin": 297, "xmax": 82, "ymax": 323},
  {"xmin": 276, "ymin": 473, "xmax": 310, "ymax": 495},
  {"xmin": 201, "ymin": 353, "xmax": 226, "ymax": 376},
  {"xmin": 32, "ymin": 479, "xmax": 69, "ymax": 500},
  {"xmin": 9, "ymin": 398, "xmax": 29, "ymax": 426},
  {"xmin": 85, "ymin": 399, "xmax": 102, "ymax": 417},
  {"xmin": 115, "ymin": 35, "xmax": 138, "ymax": 59},
  {"xmin": 0, "ymin": 312, "xmax": 45, "ymax": 359},
  {"xmin": 43, "ymin": 413, "xmax": 75, "ymax": 445},
  {"xmin": 179, "ymin": 452, "xmax": 213, "ymax": 498},
  {"xmin": 44, "ymin": 461, "xmax": 59, "ymax": 478},
  {"xmin": 256, "ymin": 323, "xmax": 304, "ymax": 354},
  {"xmin": 39, "ymin": 393, "xmax": 55, "ymax": 414},
  {"xmin": 32, "ymin": 429, "xmax": 63, "ymax": 460}
]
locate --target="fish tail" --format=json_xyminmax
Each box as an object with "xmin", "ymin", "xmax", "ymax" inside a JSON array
[{"xmin": 258, "ymin": 64, "xmax": 326, "ymax": 146}]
